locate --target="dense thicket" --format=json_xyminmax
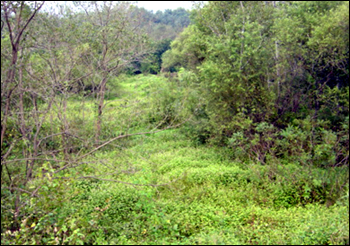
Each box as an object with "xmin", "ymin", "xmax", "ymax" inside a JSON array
[{"xmin": 164, "ymin": 1, "xmax": 349, "ymax": 168}]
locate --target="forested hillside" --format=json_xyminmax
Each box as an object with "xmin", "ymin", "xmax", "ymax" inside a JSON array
[
  {"xmin": 126, "ymin": 6, "xmax": 191, "ymax": 74},
  {"xmin": 1, "ymin": 1, "xmax": 349, "ymax": 245}
]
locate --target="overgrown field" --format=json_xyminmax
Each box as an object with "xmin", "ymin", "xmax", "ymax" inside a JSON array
[{"xmin": 2, "ymin": 75, "xmax": 348, "ymax": 245}]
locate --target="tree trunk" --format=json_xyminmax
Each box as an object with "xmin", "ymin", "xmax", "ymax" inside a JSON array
[{"xmin": 95, "ymin": 77, "xmax": 108, "ymax": 144}]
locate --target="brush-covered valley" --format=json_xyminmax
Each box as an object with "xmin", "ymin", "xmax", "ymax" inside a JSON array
[{"xmin": 1, "ymin": 1, "xmax": 349, "ymax": 245}]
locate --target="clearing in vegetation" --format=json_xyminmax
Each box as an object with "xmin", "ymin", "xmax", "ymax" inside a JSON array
[
  {"xmin": 2, "ymin": 75, "xmax": 348, "ymax": 245},
  {"xmin": 1, "ymin": 1, "xmax": 349, "ymax": 245}
]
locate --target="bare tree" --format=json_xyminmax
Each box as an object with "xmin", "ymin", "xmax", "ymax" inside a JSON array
[
  {"xmin": 75, "ymin": 1, "xmax": 152, "ymax": 144},
  {"xmin": 1, "ymin": 2, "xmax": 190, "ymax": 233},
  {"xmin": 1, "ymin": 0, "xmax": 45, "ymax": 229},
  {"xmin": 1, "ymin": 1, "xmax": 45, "ymax": 180}
]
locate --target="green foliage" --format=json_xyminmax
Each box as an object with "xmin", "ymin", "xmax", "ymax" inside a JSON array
[
  {"xmin": 129, "ymin": 38, "xmax": 172, "ymax": 75},
  {"xmin": 2, "ymin": 112, "xmax": 348, "ymax": 245},
  {"xmin": 161, "ymin": 25, "xmax": 206, "ymax": 72},
  {"xmin": 154, "ymin": 8, "xmax": 190, "ymax": 29},
  {"xmin": 163, "ymin": 0, "xmax": 348, "ymax": 168},
  {"xmin": 1, "ymin": 0, "xmax": 349, "ymax": 244},
  {"xmin": 134, "ymin": 6, "xmax": 191, "ymax": 41}
]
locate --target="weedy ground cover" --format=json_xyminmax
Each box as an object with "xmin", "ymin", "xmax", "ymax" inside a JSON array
[{"xmin": 2, "ymin": 75, "xmax": 349, "ymax": 245}]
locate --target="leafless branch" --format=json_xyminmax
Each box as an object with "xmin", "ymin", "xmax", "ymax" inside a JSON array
[
  {"xmin": 2, "ymin": 186, "xmax": 40, "ymax": 197},
  {"xmin": 62, "ymin": 171, "xmax": 186, "ymax": 187}
]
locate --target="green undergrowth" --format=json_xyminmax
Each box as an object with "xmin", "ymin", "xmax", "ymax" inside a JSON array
[
  {"xmin": 2, "ymin": 75, "xmax": 349, "ymax": 245},
  {"xmin": 5, "ymin": 127, "xmax": 348, "ymax": 245}
]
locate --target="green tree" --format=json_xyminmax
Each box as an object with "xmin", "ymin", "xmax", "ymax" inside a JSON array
[
  {"xmin": 163, "ymin": 1, "xmax": 348, "ymax": 165},
  {"xmin": 191, "ymin": 1, "xmax": 276, "ymax": 140},
  {"xmin": 272, "ymin": 1, "xmax": 349, "ymax": 126},
  {"xmin": 161, "ymin": 24, "xmax": 206, "ymax": 72}
]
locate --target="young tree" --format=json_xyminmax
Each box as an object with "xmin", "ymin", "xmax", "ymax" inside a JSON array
[
  {"xmin": 74, "ymin": 1, "xmax": 152, "ymax": 144},
  {"xmin": 1, "ymin": 0, "xmax": 45, "ymax": 230},
  {"xmin": 1, "ymin": 1, "xmax": 45, "ymax": 179}
]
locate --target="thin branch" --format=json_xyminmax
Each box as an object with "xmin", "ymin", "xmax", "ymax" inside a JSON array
[
  {"xmin": 2, "ymin": 158, "xmax": 92, "ymax": 165},
  {"xmin": 55, "ymin": 119, "xmax": 190, "ymax": 174},
  {"xmin": 14, "ymin": 2, "xmax": 45, "ymax": 47},
  {"xmin": 2, "ymin": 186, "xmax": 39, "ymax": 197},
  {"xmin": 64, "ymin": 171, "xmax": 186, "ymax": 187}
]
